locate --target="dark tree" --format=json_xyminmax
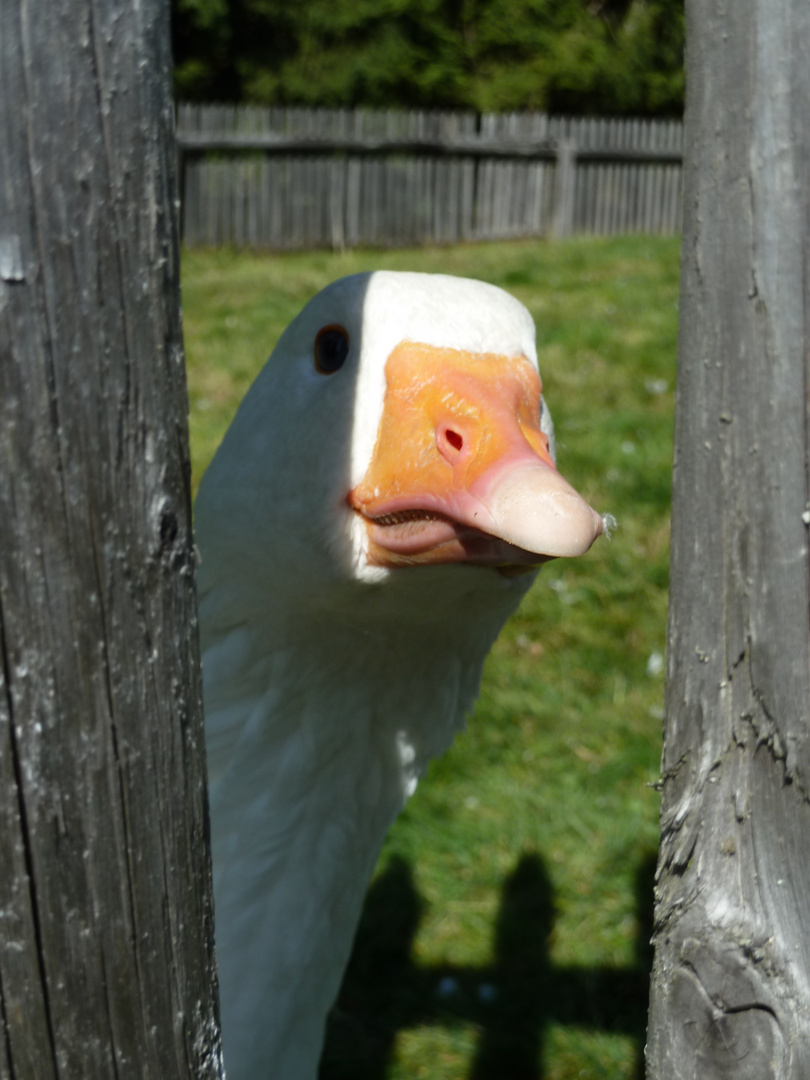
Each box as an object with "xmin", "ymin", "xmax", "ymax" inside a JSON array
[
  {"xmin": 0, "ymin": 2, "xmax": 222, "ymax": 1077},
  {"xmin": 647, "ymin": 1, "xmax": 810, "ymax": 1075},
  {"xmin": 172, "ymin": 0, "xmax": 684, "ymax": 115}
]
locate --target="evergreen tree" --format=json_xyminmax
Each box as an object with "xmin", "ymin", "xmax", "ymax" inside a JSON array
[{"xmin": 172, "ymin": 0, "xmax": 683, "ymax": 115}]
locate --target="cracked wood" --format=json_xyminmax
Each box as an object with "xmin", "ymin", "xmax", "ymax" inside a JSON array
[
  {"xmin": 0, "ymin": 2, "xmax": 222, "ymax": 1077},
  {"xmin": 646, "ymin": 1, "xmax": 810, "ymax": 1077}
]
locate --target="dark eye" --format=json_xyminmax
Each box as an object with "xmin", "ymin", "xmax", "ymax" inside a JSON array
[{"xmin": 314, "ymin": 325, "xmax": 350, "ymax": 374}]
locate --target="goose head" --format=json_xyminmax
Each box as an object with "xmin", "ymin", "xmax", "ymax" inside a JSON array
[{"xmin": 195, "ymin": 271, "xmax": 605, "ymax": 640}]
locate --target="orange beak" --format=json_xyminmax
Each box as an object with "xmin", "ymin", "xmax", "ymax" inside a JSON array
[{"xmin": 348, "ymin": 342, "xmax": 604, "ymax": 571}]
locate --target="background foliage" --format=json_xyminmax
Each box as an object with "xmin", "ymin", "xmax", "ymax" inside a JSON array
[{"xmin": 173, "ymin": 0, "xmax": 684, "ymax": 115}]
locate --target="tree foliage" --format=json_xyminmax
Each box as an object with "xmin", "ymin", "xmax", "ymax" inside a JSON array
[{"xmin": 172, "ymin": 0, "xmax": 683, "ymax": 115}]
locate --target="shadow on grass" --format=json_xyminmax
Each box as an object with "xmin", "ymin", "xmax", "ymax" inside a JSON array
[{"xmin": 321, "ymin": 850, "xmax": 657, "ymax": 1080}]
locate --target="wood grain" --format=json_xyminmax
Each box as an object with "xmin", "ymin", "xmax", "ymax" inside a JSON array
[
  {"xmin": 647, "ymin": 1, "xmax": 810, "ymax": 1075},
  {"xmin": 0, "ymin": 2, "xmax": 222, "ymax": 1077}
]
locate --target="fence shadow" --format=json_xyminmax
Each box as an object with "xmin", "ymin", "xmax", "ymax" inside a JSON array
[{"xmin": 320, "ymin": 849, "xmax": 657, "ymax": 1080}]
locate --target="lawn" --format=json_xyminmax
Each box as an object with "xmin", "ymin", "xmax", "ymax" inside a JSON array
[{"xmin": 181, "ymin": 234, "xmax": 680, "ymax": 1080}]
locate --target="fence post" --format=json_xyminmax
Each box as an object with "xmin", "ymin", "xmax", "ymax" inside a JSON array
[
  {"xmin": 0, "ymin": 1, "xmax": 222, "ymax": 1075},
  {"xmin": 551, "ymin": 140, "xmax": 576, "ymax": 238},
  {"xmin": 647, "ymin": 0, "xmax": 810, "ymax": 1074},
  {"xmin": 329, "ymin": 155, "xmax": 347, "ymax": 252}
]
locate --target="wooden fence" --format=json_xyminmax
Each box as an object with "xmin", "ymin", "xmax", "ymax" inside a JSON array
[{"xmin": 176, "ymin": 105, "xmax": 683, "ymax": 250}]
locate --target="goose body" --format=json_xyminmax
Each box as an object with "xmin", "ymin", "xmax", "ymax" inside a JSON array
[{"xmin": 195, "ymin": 272, "xmax": 606, "ymax": 1079}]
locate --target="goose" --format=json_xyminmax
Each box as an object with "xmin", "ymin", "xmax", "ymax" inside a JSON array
[{"xmin": 194, "ymin": 271, "xmax": 609, "ymax": 1080}]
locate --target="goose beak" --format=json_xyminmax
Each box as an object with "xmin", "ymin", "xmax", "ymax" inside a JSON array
[{"xmin": 348, "ymin": 341, "xmax": 605, "ymax": 570}]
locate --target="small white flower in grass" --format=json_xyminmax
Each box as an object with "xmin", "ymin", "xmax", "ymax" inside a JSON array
[
  {"xmin": 645, "ymin": 378, "xmax": 669, "ymax": 395},
  {"xmin": 647, "ymin": 651, "xmax": 664, "ymax": 677}
]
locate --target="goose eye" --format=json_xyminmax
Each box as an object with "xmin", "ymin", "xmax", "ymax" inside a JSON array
[{"xmin": 314, "ymin": 325, "xmax": 350, "ymax": 374}]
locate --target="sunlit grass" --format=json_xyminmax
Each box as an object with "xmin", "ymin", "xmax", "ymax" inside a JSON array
[{"xmin": 181, "ymin": 234, "xmax": 679, "ymax": 1080}]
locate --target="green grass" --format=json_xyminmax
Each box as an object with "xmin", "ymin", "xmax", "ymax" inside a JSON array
[{"xmin": 182, "ymin": 234, "xmax": 680, "ymax": 1080}]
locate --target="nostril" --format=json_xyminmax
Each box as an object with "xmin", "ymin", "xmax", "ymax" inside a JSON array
[{"xmin": 445, "ymin": 429, "xmax": 463, "ymax": 452}]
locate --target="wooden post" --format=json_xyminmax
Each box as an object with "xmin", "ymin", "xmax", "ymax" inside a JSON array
[
  {"xmin": 551, "ymin": 140, "xmax": 576, "ymax": 238},
  {"xmin": 647, "ymin": 1, "xmax": 810, "ymax": 1076},
  {"xmin": 0, "ymin": 2, "xmax": 223, "ymax": 1078},
  {"xmin": 329, "ymin": 156, "xmax": 347, "ymax": 253}
]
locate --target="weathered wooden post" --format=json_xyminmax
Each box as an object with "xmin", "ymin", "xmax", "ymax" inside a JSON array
[
  {"xmin": 551, "ymin": 139, "xmax": 576, "ymax": 239},
  {"xmin": 647, "ymin": 1, "xmax": 810, "ymax": 1076},
  {"xmin": 0, "ymin": 2, "xmax": 222, "ymax": 1077}
]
